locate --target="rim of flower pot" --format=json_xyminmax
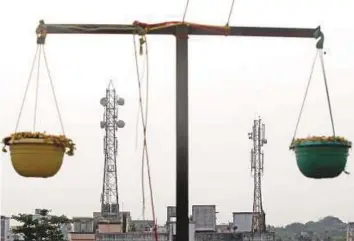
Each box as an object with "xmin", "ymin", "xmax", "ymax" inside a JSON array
[
  {"xmin": 9, "ymin": 138, "xmax": 57, "ymax": 145},
  {"xmin": 290, "ymin": 140, "xmax": 352, "ymax": 150}
]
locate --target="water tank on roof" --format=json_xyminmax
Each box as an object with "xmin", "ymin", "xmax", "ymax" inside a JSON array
[
  {"xmin": 192, "ymin": 205, "xmax": 216, "ymax": 232},
  {"xmin": 232, "ymin": 212, "xmax": 253, "ymax": 232}
]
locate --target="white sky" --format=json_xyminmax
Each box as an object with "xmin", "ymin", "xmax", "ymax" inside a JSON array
[{"xmin": 0, "ymin": 0, "xmax": 353, "ymax": 227}]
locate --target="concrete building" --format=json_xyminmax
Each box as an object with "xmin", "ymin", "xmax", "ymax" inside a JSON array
[
  {"xmin": 68, "ymin": 204, "xmax": 277, "ymax": 241},
  {"xmin": 167, "ymin": 221, "xmax": 195, "ymax": 241},
  {"xmin": 69, "ymin": 217, "xmax": 96, "ymax": 241},
  {"xmin": 157, "ymin": 226, "xmax": 168, "ymax": 233},
  {"xmin": 98, "ymin": 222, "xmax": 123, "ymax": 233},
  {"xmin": 1, "ymin": 216, "xmax": 11, "ymax": 241},
  {"xmin": 73, "ymin": 217, "xmax": 94, "ymax": 233},
  {"xmin": 195, "ymin": 232, "xmax": 243, "ymax": 241},
  {"xmin": 96, "ymin": 232, "xmax": 169, "ymax": 241},
  {"xmin": 216, "ymin": 223, "xmax": 233, "ymax": 233},
  {"xmin": 242, "ymin": 232, "xmax": 275, "ymax": 241},
  {"xmin": 348, "ymin": 222, "xmax": 354, "ymax": 241},
  {"xmin": 192, "ymin": 205, "xmax": 217, "ymax": 232},
  {"xmin": 68, "ymin": 233, "xmax": 95, "ymax": 241},
  {"xmin": 130, "ymin": 220, "xmax": 155, "ymax": 232},
  {"xmin": 232, "ymin": 212, "xmax": 253, "ymax": 232},
  {"xmin": 166, "ymin": 206, "xmax": 176, "ymax": 223}
]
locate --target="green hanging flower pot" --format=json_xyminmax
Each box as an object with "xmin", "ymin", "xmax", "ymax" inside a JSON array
[{"xmin": 290, "ymin": 136, "xmax": 352, "ymax": 179}]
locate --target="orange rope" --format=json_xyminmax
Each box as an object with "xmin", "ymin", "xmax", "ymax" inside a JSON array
[{"xmin": 133, "ymin": 21, "xmax": 230, "ymax": 35}]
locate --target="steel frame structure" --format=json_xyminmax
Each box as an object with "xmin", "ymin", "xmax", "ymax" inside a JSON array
[
  {"xmin": 100, "ymin": 82, "xmax": 120, "ymax": 219},
  {"xmin": 249, "ymin": 118, "xmax": 267, "ymax": 233},
  {"xmin": 36, "ymin": 19, "xmax": 324, "ymax": 241}
]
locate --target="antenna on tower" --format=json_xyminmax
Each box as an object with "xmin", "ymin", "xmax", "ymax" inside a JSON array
[
  {"xmin": 248, "ymin": 117, "xmax": 267, "ymax": 233},
  {"xmin": 100, "ymin": 80, "xmax": 125, "ymax": 220}
]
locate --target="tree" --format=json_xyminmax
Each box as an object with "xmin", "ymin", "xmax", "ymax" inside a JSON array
[{"xmin": 11, "ymin": 209, "xmax": 71, "ymax": 241}]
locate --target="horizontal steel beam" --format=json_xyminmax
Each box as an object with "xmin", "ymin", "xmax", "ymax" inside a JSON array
[{"xmin": 36, "ymin": 20, "xmax": 324, "ymax": 48}]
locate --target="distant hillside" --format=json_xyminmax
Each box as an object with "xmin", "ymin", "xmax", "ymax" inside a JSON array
[{"xmin": 269, "ymin": 216, "xmax": 348, "ymax": 241}]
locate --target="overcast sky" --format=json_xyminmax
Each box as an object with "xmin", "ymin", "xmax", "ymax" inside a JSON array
[{"xmin": 1, "ymin": 0, "xmax": 353, "ymax": 227}]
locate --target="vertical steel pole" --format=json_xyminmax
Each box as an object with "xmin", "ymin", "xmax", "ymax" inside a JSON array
[{"xmin": 175, "ymin": 24, "xmax": 189, "ymax": 241}]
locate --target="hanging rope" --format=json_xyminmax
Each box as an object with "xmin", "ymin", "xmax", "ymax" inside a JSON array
[
  {"xmin": 182, "ymin": 0, "xmax": 190, "ymax": 22},
  {"xmin": 133, "ymin": 50, "xmax": 147, "ymax": 220},
  {"xmin": 319, "ymin": 49, "xmax": 336, "ymax": 137},
  {"xmin": 133, "ymin": 34, "xmax": 146, "ymax": 220},
  {"xmin": 292, "ymin": 49, "xmax": 336, "ymax": 141},
  {"xmin": 226, "ymin": 0, "xmax": 236, "ymax": 26},
  {"xmin": 133, "ymin": 32, "xmax": 158, "ymax": 241},
  {"xmin": 292, "ymin": 51, "xmax": 318, "ymax": 141},
  {"xmin": 43, "ymin": 46, "xmax": 66, "ymax": 135},
  {"xmin": 33, "ymin": 45, "xmax": 42, "ymax": 132},
  {"xmin": 135, "ymin": 57, "xmax": 147, "ymax": 150},
  {"xmin": 14, "ymin": 44, "xmax": 65, "ymax": 135},
  {"xmin": 15, "ymin": 45, "xmax": 40, "ymax": 132},
  {"xmin": 143, "ymin": 39, "xmax": 159, "ymax": 241}
]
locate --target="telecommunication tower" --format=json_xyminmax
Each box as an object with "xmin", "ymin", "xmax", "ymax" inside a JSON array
[
  {"xmin": 248, "ymin": 117, "xmax": 267, "ymax": 233},
  {"xmin": 100, "ymin": 80, "xmax": 125, "ymax": 219}
]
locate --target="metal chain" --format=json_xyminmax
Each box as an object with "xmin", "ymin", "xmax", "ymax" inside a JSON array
[
  {"xmin": 14, "ymin": 45, "xmax": 40, "ymax": 132},
  {"xmin": 42, "ymin": 46, "xmax": 66, "ymax": 135},
  {"xmin": 319, "ymin": 49, "xmax": 336, "ymax": 137},
  {"xmin": 33, "ymin": 45, "xmax": 42, "ymax": 132},
  {"xmin": 292, "ymin": 50, "xmax": 319, "ymax": 141}
]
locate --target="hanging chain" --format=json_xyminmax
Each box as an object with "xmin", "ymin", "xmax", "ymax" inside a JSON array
[
  {"xmin": 319, "ymin": 49, "xmax": 336, "ymax": 137},
  {"xmin": 42, "ymin": 46, "xmax": 66, "ymax": 135},
  {"xmin": 15, "ymin": 45, "xmax": 40, "ymax": 132},
  {"xmin": 292, "ymin": 50, "xmax": 318, "ymax": 141},
  {"xmin": 33, "ymin": 45, "xmax": 42, "ymax": 132}
]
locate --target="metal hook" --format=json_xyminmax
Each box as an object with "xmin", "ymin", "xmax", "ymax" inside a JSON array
[
  {"xmin": 314, "ymin": 26, "xmax": 324, "ymax": 49},
  {"xmin": 36, "ymin": 20, "xmax": 47, "ymax": 45}
]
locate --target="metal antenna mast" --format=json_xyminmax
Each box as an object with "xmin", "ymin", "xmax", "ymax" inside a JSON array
[
  {"xmin": 100, "ymin": 80, "xmax": 125, "ymax": 219},
  {"xmin": 248, "ymin": 117, "xmax": 267, "ymax": 233},
  {"xmin": 36, "ymin": 19, "xmax": 324, "ymax": 241}
]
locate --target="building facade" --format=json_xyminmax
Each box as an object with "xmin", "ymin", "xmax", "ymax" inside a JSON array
[
  {"xmin": 348, "ymin": 222, "xmax": 354, "ymax": 241},
  {"xmin": 1, "ymin": 216, "xmax": 11, "ymax": 241},
  {"xmin": 232, "ymin": 212, "xmax": 253, "ymax": 232}
]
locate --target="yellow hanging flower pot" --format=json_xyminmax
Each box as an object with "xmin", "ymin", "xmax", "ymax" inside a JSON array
[{"xmin": 2, "ymin": 132, "xmax": 75, "ymax": 178}]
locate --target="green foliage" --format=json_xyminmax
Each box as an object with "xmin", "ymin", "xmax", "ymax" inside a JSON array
[
  {"xmin": 269, "ymin": 216, "xmax": 348, "ymax": 241},
  {"xmin": 11, "ymin": 209, "xmax": 72, "ymax": 241}
]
